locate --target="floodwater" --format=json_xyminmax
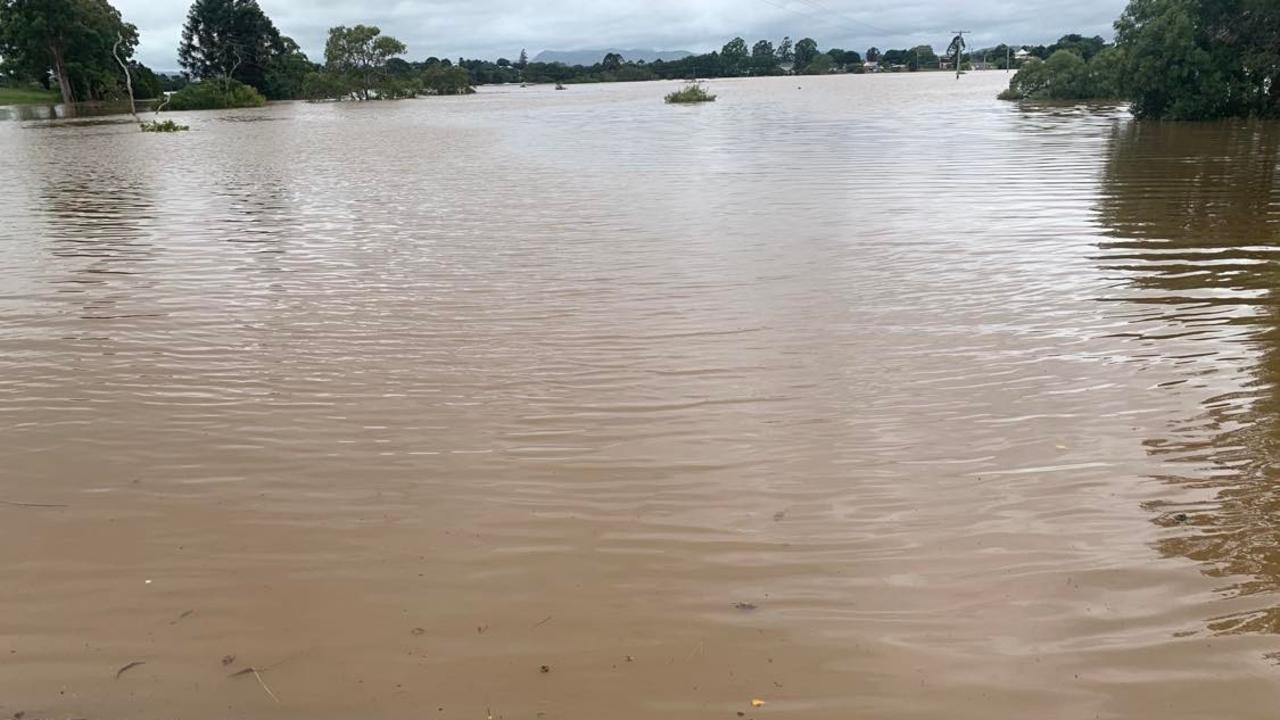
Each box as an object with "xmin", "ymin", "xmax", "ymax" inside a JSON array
[{"xmin": 2, "ymin": 73, "xmax": 1279, "ymax": 718}]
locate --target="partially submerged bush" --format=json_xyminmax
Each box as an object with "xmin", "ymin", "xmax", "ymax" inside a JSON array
[
  {"xmin": 302, "ymin": 71, "xmax": 351, "ymax": 101},
  {"xmin": 999, "ymin": 48, "xmax": 1123, "ymax": 101},
  {"xmin": 140, "ymin": 119, "xmax": 189, "ymax": 132},
  {"xmin": 665, "ymin": 83, "xmax": 716, "ymax": 104},
  {"xmin": 165, "ymin": 79, "xmax": 267, "ymax": 111},
  {"xmin": 421, "ymin": 65, "xmax": 475, "ymax": 96}
]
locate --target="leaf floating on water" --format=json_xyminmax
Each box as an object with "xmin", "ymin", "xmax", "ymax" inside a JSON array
[
  {"xmin": 115, "ymin": 660, "xmax": 145, "ymax": 679},
  {"xmin": 751, "ymin": 698, "xmax": 767, "ymax": 707}
]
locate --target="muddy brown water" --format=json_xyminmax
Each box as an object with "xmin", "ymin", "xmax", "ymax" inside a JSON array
[{"xmin": 2, "ymin": 73, "xmax": 1280, "ymax": 718}]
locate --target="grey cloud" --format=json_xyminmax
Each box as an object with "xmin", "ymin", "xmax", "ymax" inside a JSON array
[{"xmin": 118, "ymin": 0, "xmax": 1128, "ymax": 71}]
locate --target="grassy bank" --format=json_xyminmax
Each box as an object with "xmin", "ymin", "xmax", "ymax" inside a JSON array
[{"xmin": 0, "ymin": 86, "xmax": 60, "ymax": 106}]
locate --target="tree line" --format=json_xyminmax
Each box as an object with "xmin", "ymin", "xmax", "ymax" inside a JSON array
[{"xmin": 4, "ymin": 0, "xmax": 1276, "ymax": 119}]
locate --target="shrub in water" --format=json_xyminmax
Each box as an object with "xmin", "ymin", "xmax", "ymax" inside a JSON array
[
  {"xmin": 140, "ymin": 119, "xmax": 189, "ymax": 132},
  {"xmin": 165, "ymin": 79, "xmax": 267, "ymax": 111},
  {"xmin": 665, "ymin": 84, "xmax": 716, "ymax": 104}
]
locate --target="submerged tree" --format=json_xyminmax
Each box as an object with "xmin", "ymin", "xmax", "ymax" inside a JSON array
[
  {"xmin": 323, "ymin": 24, "xmax": 407, "ymax": 100},
  {"xmin": 999, "ymin": 0, "xmax": 1280, "ymax": 119},
  {"xmin": 0, "ymin": 0, "xmax": 138, "ymax": 104}
]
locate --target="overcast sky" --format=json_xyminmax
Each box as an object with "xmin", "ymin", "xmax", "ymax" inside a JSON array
[{"xmin": 114, "ymin": 0, "xmax": 1127, "ymax": 71}]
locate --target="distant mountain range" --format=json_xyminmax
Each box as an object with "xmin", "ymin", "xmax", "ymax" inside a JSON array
[{"xmin": 532, "ymin": 49, "xmax": 694, "ymax": 66}]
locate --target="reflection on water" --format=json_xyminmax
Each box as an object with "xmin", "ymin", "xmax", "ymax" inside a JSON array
[
  {"xmin": 3, "ymin": 76, "xmax": 1280, "ymax": 719},
  {"xmin": 0, "ymin": 98, "xmax": 161, "ymax": 122},
  {"xmin": 1097, "ymin": 121, "xmax": 1280, "ymax": 636}
]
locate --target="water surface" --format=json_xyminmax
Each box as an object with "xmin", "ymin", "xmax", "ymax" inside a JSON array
[{"xmin": 2, "ymin": 73, "xmax": 1279, "ymax": 718}]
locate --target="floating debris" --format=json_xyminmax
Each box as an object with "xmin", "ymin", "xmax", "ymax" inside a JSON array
[
  {"xmin": 115, "ymin": 660, "xmax": 145, "ymax": 679},
  {"xmin": 733, "ymin": 602, "xmax": 758, "ymax": 611}
]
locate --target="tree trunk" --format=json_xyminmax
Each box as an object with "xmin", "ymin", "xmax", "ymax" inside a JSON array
[{"xmin": 50, "ymin": 42, "xmax": 75, "ymax": 105}]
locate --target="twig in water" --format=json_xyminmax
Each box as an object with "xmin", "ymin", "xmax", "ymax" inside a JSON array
[
  {"xmin": 115, "ymin": 661, "xmax": 145, "ymax": 679},
  {"xmin": 0, "ymin": 499, "xmax": 68, "ymax": 509},
  {"xmin": 229, "ymin": 667, "xmax": 279, "ymax": 704},
  {"xmin": 532, "ymin": 615, "xmax": 552, "ymax": 629}
]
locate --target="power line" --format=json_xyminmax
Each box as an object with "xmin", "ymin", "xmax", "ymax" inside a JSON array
[
  {"xmin": 748, "ymin": 0, "xmax": 894, "ymax": 40},
  {"xmin": 786, "ymin": 0, "xmax": 895, "ymax": 35}
]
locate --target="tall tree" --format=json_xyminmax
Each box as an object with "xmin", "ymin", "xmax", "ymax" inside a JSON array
[
  {"xmin": 721, "ymin": 36, "xmax": 748, "ymax": 75},
  {"xmin": 0, "ymin": 0, "xmax": 137, "ymax": 104},
  {"xmin": 1113, "ymin": 0, "xmax": 1280, "ymax": 119},
  {"xmin": 601, "ymin": 52, "xmax": 623, "ymax": 71},
  {"xmin": 908, "ymin": 44, "xmax": 938, "ymax": 70},
  {"xmin": 866, "ymin": 46, "xmax": 880, "ymax": 62},
  {"xmin": 178, "ymin": 0, "xmax": 283, "ymax": 93},
  {"xmin": 260, "ymin": 35, "xmax": 314, "ymax": 100},
  {"xmin": 794, "ymin": 37, "xmax": 818, "ymax": 68},
  {"xmin": 323, "ymin": 24, "xmax": 406, "ymax": 100},
  {"xmin": 777, "ymin": 36, "xmax": 794, "ymax": 63},
  {"xmin": 517, "ymin": 48, "xmax": 528, "ymax": 68}
]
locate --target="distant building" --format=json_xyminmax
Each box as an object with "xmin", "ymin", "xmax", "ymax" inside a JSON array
[
  {"xmin": 1014, "ymin": 48, "xmax": 1034, "ymax": 62},
  {"xmin": 863, "ymin": 61, "xmax": 880, "ymax": 72}
]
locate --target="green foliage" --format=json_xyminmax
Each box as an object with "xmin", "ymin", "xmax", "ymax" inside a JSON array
[
  {"xmin": 664, "ymin": 83, "xmax": 716, "ymax": 104},
  {"xmin": 157, "ymin": 73, "xmax": 189, "ymax": 92},
  {"xmin": 1000, "ymin": 1, "xmax": 1280, "ymax": 118},
  {"xmin": 421, "ymin": 64, "xmax": 474, "ymax": 95},
  {"xmin": 260, "ymin": 36, "xmax": 316, "ymax": 100},
  {"xmin": 178, "ymin": 0, "xmax": 283, "ymax": 95},
  {"xmin": 999, "ymin": 48, "xmax": 1124, "ymax": 100},
  {"xmin": 130, "ymin": 62, "xmax": 161, "ymax": 99},
  {"xmin": 140, "ymin": 118, "xmax": 188, "ymax": 132},
  {"xmin": 0, "ymin": 84, "xmax": 60, "ymax": 104},
  {"xmin": 324, "ymin": 24, "xmax": 407, "ymax": 100},
  {"xmin": 0, "ymin": 0, "xmax": 138, "ymax": 104},
  {"xmin": 301, "ymin": 70, "xmax": 349, "ymax": 101},
  {"xmin": 794, "ymin": 38, "xmax": 819, "ymax": 69},
  {"xmin": 777, "ymin": 37, "xmax": 794, "ymax": 63},
  {"xmin": 164, "ymin": 78, "xmax": 266, "ymax": 110},
  {"xmin": 721, "ymin": 37, "xmax": 748, "ymax": 76},
  {"xmin": 1113, "ymin": 0, "xmax": 1265, "ymax": 119},
  {"xmin": 827, "ymin": 48, "xmax": 861, "ymax": 68},
  {"xmin": 802, "ymin": 54, "xmax": 835, "ymax": 75},
  {"xmin": 908, "ymin": 45, "xmax": 938, "ymax": 70}
]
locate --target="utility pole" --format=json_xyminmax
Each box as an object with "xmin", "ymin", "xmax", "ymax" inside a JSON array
[{"xmin": 949, "ymin": 30, "xmax": 969, "ymax": 80}]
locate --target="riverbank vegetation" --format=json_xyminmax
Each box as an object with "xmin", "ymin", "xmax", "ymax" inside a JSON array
[
  {"xmin": 3, "ymin": 0, "xmax": 1271, "ymax": 120},
  {"xmin": 0, "ymin": 83, "xmax": 58, "ymax": 105},
  {"xmin": 665, "ymin": 84, "xmax": 716, "ymax": 103},
  {"xmin": 0, "ymin": 0, "xmax": 162, "ymax": 104},
  {"xmin": 1000, "ymin": 0, "xmax": 1280, "ymax": 119}
]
